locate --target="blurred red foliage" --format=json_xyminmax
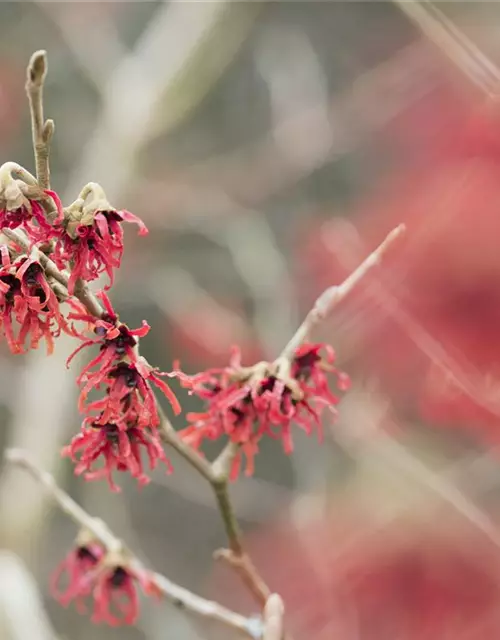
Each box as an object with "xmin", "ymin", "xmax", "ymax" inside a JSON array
[
  {"xmin": 211, "ymin": 508, "xmax": 500, "ymax": 640},
  {"xmin": 297, "ymin": 79, "xmax": 500, "ymax": 439},
  {"xmin": 168, "ymin": 299, "xmax": 264, "ymax": 368}
]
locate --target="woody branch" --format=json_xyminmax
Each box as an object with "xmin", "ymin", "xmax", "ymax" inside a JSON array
[
  {"xmin": 14, "ymin": 47, "xmax": 406, "ymax": 631},
  {"xmin": 4, "ymin": 449, "xmax": 262, "ymax": 639}
]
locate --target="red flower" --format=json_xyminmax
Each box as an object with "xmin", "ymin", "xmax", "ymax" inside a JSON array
[
  {"xmin": 54, "ymin": 206, "xmax": 147, "ymax": 294},
  {"xmin": 67, "ymin": 295, "xmax": 149, "ymax": 381},
  {"xmin": 63, "ymin": 416, "xmax": 172, "ymax": 491},
  {"xmin": 51, "ymin": 543, "xmax": 104, "ymax": 613},
  {"xmin": 80, "ymin": 359, "xmax": 181, "ymax": 426},
  {"xmin": 67, "ymin": 292, "xmax": 181, "ymax": 420},
  {"xmin": 171, "ymin": 343, "xmax": 349, "ymax": 478},
  {"xmin": 91, "ymin": 563, "xmax": 154, "ymax": 626},
  {"xmin": 0, "ymin": 248, "xmax": 66, "ymax": 354},
  {"xmin": 0, "ymin": 188, "xmax": 63, "ymax": 243},
  {"xmin": 52, "ymin": 543, "xmax": 155, "ymax": 626}
]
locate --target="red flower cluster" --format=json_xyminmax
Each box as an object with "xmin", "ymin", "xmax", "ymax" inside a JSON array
[
  {"xmin": 63, "ymin": 293, "xmax": 180, "ymax": 490},
  {"xmin": 0, "ymin": 187, "xmax": 63, "ymax": 242},
  {"xmin": 172, "ymin": 343, "xmax": 349, "ymax": 479},
  {"xmin": 51, "ymin": 543, "xmax": 155, "ymax": 626},
  {"xmin": 0, "ymin": 248, "xmax": 68, "ymax": 354},
  {"xmin": 53, "ymin": 205, "xmax": 147, "ymax": 294}
]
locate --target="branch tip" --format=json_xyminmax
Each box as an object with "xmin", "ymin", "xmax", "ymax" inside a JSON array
[
  {"xmin": 27, "ymin": 50, "xmax": 47, "ymax": 86},
  {"xmin": 43, "ymin": 119, "xmax": 55, "ymax": 143}
]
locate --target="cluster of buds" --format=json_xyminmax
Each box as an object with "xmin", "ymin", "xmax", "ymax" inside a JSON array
[
  {"xmin": 51, "ymin": 531, "xmax": 156, "ymax": 626},
  {"xmin": 171, "ymin": 343, "xmax": 350, "ymax": 479}
]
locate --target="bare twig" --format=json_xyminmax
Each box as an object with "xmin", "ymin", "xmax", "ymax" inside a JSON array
[
  {"xmin": 211, "ymin": 443, "xmax": 272, "ymax": 606},
  {"xmin": 160, "ymin": 417, "xmax": 272, "ymax": 606},
  {"xmin": 393, "ymin": 0, "xmax": 500, "ymax": 96},
  {"xmin": 4, "ymin": 449, "xmax": 262, "ymax": 639},
  {"xmin": 281, "ymin": 224, "xmax": 406, "ymax": 359},
  {"xmin": 26, "ymin": 51, "xmax": 54, "ymax": 190},
  {"xmin": 262, "ymin": 595, "xmax": 285, "ymax": 640},
  {"xmin": 335, "ymin": 389, "xmax": 500, "ymax": 554}
]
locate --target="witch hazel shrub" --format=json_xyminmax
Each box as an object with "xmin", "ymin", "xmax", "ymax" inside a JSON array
[{"xmin": 2, "ymin": 51, "xmax": 403, "ymax": 635}]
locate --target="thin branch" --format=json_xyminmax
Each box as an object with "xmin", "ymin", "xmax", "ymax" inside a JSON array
[
  {"xmin": 393, "ymin": 0, "xmax": 500, "ymax": 97},
  {"xmin": 210, "ymin": 443, "xmax": 271, "ymax": 606},
  {"xmin": 4, "ymin": 449, "xmax": 262, "ymax": 639},
  {"xmin": 262, "ymin": 595, "xmax": 285, "ymax": 640},
  {"xmin": 0, "ymin": 552, "xmax": 59, "ymax": 640},
  {"xmin": 158, "ymin": 411, "xmax": 213, "ymax": 481},
  {"xmin": 26, "ymin": 51, "xmax": 54, "ymax": 190},
  {"xmin": 160, "ymin": 416, "xmax": 273, "ymax": 606},
  {"xmin": 281, "ymin": 223, "xmax": 406, "ymax": 359}
]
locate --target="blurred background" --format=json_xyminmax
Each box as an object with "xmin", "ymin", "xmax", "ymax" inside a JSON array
[{"xmin": 3, "ymin": 1, "xmax": 500, "ymax": 639}]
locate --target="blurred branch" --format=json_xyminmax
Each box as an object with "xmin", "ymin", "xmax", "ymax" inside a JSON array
[
  {"xmin": 65, "ymin": 1, "xmax": 260, "ymax": 199},
  {"xmin": 149, "ymin": 265, "xmax": 253, "ymax": 355},
  {"xmin": 5, "ymin": 449, "xmax": 263, "ymax": 640},
  {"xmin": 329, "ymin": 219, "xmax": 500, "ymax": 430},
  {"xmin": 202, "ymin": 216, "xmax": 296, "ymax": 357},
  {"xmin": 262, "ymin": 595, "xmax": 285, "ymax": 640},
  {"xmin": 147, "ymin": 2, "xmax": 262, "ymax": 141},
  {"xmin": 334, "ymin": 390, "xmax": 500, "ymax": 554},
  {"xmin": 255, "ymin": 25, "xmax": 332, "ymax": 175},
  {"xmin": 0, "ymin": 552, "xmax": 58, "ymax": 640},
  {"xmin": 147, "ymin": 40, "xmax": 440, "ymax": 207},
  {"xmin": 34, "ymin": 2, "xmax": 125, "ymax": 93},
  {"xmin": 141, "ymin": 184, "xmax": 297, "ymax": 356},
  {"xmin": 393, "ymin": 0, "xmax": 500, "ymax": 96}
]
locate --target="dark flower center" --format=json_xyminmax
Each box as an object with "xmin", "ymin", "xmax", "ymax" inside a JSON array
[
  {"xmin": 110, "ymin": 567, "xmax": 128, "ymax": 588},
  {"xmin": 24, "ymin": 262, "xmax": 42, "ymax": 287},
  {"xmin": 1, "ymin": 275, "xmax": 19, "ymax": 303},
  {"xmin": 229, "ymin": 406, "xmax": 246, "ymax": 424},
  {"xmin": 76, "ymin": 546, "xmax": 99, "ymax": 562},
  {"xmin": 205, "ymin": 383, "xmax": 222, "ymax": 395},
  {"xmin": 103, "ymin": 210, "xmax": 122, "ymax": 223},
  {"xmin": 94, "ymin": 313, "xmax": 117, "ymax": 337},
  {"xmin": 110, "ymin": 363, "xmax": 138, "ymax": 388},
  {"xmin": 105, "ymin": 325, "xmax": 137, "ymax": 356},
  {"xmin": 93, "ymin": 422, "xmax": 121, "ymax": 443},
  {"xmin": 294, "ymin": 350, "xmax": 321, "ymax": 379},
  {"xmin": 259, "ymin": 376, "xmax": 277, "ymax": 394}
]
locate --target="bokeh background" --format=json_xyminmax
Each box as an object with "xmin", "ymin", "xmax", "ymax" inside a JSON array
[{"xmin": 3, "ymin": 1, "xmax": 500, "ymax": 639}]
